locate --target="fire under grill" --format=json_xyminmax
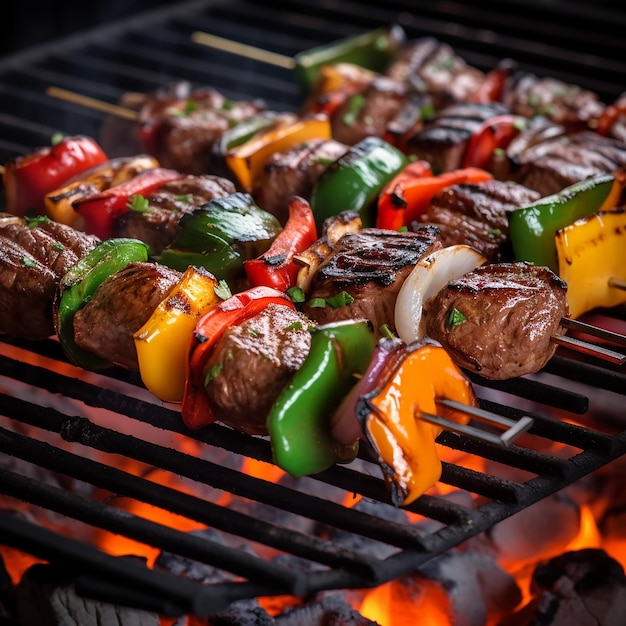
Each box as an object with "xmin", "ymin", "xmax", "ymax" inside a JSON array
[{"xmin": 1, "ymin": 0, "xmax": 626, "ymax": 620}]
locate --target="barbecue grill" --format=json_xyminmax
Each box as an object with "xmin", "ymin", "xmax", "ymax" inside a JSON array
[{"xmin": 1, "ymin": 0, "xmax": 626, "ymax": 620}]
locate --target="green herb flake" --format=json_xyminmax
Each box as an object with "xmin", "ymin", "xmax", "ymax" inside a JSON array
[
  {"xmin": 284, "ymin": 321, "xmax": 303, "ymax": 332},
  {"xmin": 342, "ymin": 94, "xmax": 365, "ymax": 127},
  {"xmin": 492, "ymin": 147, "xmax": 506, "ymax": 157},
  {"xmin": 50, "ymin": 132, "xmax": 64, "ymax": 146},
  {"xmin": 247, "ymin": 328, "xmax": 261, "ymax": 338},
  {"xmin": 487, "ymin": 227, "xmax": 503, "ymax": 239},
  {"xmin": 379, "ymin": 323, "xmax": 396, "ymax": 339},
  {"xmin": 203, "ymin": 363, "xmax": 222, "ymax": 387},
  {"xmin": 24, "ymin": 215, "xmax": 51, "ymax": 228},
  {"xmin": 167, "ymin": 100, "xmax": 198, "ymax": 117},
  {"xmin": 447, "ymin": 307, "xmax": 467, "ymax": 329},
  {"xmin": 325, "ymin": 291, "xmax": 355, "ymax": 308},
  {"xmin": 287, "ymin": 286, "xmax": 305, "ymax": 303},
  {"xmin": 22, "ymin": 256, "xmax": 37, "ymax": 268},
  {"xmin": 513, "ymin": 118, "xmax": 528, "ymax": 132},
  {"xmin": 53, "ymin": 242, "xmax": 65, "ymax": 251},
  {"xmin": 175, "ymin": 194, "xmax": 194, "ymax": 204},
  {"xmin": 214, "ymin": 280, "xmax": 232, "ymax": 300},
  {"xmin": 397, "ymin": 225, "xmax": 408, "ymax": 232},
  {"xmin": 127, "ymin": 194, "xmax": 150, "ymax": 213},
  {"xmin": 419, "ymin": 102, "xmax": 436, "ymax": 120},
  {"xmin": 306, "ymin": 297, "xmax": 327, "ymax": 309}
]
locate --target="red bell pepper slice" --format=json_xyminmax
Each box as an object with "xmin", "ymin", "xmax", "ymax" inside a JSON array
[
  {"xmin": 376, "ymin": 160, "xmax": 433, "ymax": 230},
  {"xmin": 596, "ymin": 100, "xmax": 626, "ymax": 136},
  {"xmin": 181, "ymin": 286, "xmax": 295, "ymax": 430},
  {"xmin": 462, "ymin": 114, "xmax": 527, "ymax": 169},
  {"xmin": 2, "ymin": 135, "xmax": 108, "ymax": 217},
  {"xmin": 74, "ymin": 167, "xmax": 182, "ymax": 239},
  {"xmin": 469, "ymin": 59, "xmax": 516, "ymax": 104},
  {"xmin": 243, "ymin": 195, "xmax": 318, "ymax": 291}
]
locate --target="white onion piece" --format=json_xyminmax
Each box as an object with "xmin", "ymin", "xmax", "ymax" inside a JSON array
[{"xmin": 394, "ymin": 244, "xmax": 488, "ymax": 344}]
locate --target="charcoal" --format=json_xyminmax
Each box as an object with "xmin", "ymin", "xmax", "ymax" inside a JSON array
[
  {"xmin": 14, "ymin": 563, "xmax": 159, "ymax": 626},
  {"xmin": 500, "ymin": 549, "xmax": 626, "ymax": 626},
  {"xmin": 275, "ymin": 595, "xmax": 377, "ymax": 625},
  {"xmin": 419, "ymin": 550, "xmax": 522, "ymax": 626},
  {"xmin": 0, "ymin": 553, "xmax": 14, "ymax": 618},
  {"xmin": 200, "ymin": 599, "xmax": 274, "ymax": 625}
]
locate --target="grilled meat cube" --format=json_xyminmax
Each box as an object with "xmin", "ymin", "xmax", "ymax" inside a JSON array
[
  {"xmin": 424, "ymin": 262, "xmax": 569, "ymax": 380},
  {"xmin": 0, "ymin": 215, "xmax": 99, "ymax": 340},
  {"xmin": 385, "ymin": 37, "xmax": 486, "ymax": 109},
  {"xmin": 420, "ymin": 179, "xmax": 541, "ymax": 262},
  {"xmin": 114, "ymin": 174, "xmax": 236, "ymax": 255},
  {"xmin": 303, "ymin": 226, "xmax": 442, "ymax": 335},
  {"xmin": 405, "ymin": 102, "xmax": 510, "ymax": 173},
  {"xmin": 203, "ymin": 304, "xmax": 315, "ymax": 435},
  {"xmin": 137, "ymin": 82, "xmax": 265, "ymax": 175},
  {"xmin": 252, "ymin": 139, "xmax": 348, "ymax": 224},
  {"xmin": 501, "ymin": 70, "xmax": 605, "ymax": 132},
  {"xmin": 72, "ymin": 262, "xmax": 182, "ymax": 370}
]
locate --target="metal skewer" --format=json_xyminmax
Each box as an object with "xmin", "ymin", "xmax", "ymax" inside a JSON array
[
  {"xmin": 421, "ymin": 398, "xmax": 534, "ymax": 447},
  {"xmin": 553, "ymin": 316, "xmax": 626, "ymax": 365}
]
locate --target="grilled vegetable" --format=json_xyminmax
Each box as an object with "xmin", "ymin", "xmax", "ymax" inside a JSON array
[
  {"xmin": 55, "ymin": 238, "xmax": 149, "ymax": 370},
  {"xmin": 133, "ymin": 265, "xmax": 223, "ymax": 403},
  {"xmin": 267, "ymin": 319, "xmax": 376, "ymax": 477},
  {"xmin": 3, "ymin": 134, "xmax": 108, "ymax": 217},
  {"xmin": 556, "ymin": 208, "xmax": 626, "ymax": 318},
  {"xmin": 157, "ymin": 192, "xmax": 282, "ymax": 283},
  {"xmin": 356, "ymin": 339, "xmax": 476, "ymax": 506},
  {"xmin": 243, "ymin": 195, "xmax": 318, "ymax": 291},
  {"xmin": 310, "ymin": 135, "xmax": 408, "ymax": 229},
  {"xmin": 181, "ymin": 286, "xmax": 295, "ymax": 430},
  {"xmin": 508, "ymin": 172, "xmax": 621, "ymax": 271}
]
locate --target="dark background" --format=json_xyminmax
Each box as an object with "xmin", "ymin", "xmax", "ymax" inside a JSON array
[{"xmin": 1, "ymin": 1, "xmax": 175, "ymax": 56}]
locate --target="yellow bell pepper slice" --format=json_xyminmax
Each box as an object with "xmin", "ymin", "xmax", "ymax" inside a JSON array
[
  {"xmin": 361, "ymin": 342, "xmax": 476, "ymax": 507},
  {"xmin": 225, "ymin": 115, "xmax": 332, "ymax": 192},
  {"xmin": 133, "ymin": 266, "xmax": 221, "ymax": 403},
  {"xmin": 556, "ymin": 208, "xmax": 626, "ymax": 319}
]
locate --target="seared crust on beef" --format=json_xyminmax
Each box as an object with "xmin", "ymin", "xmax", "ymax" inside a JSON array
[
  {"xmin": 204, "ymin": 304, "xmax": 315, "ymax": 435},
  {"xmin": 252, "ymin": 139, "xmax": 348, "ymax": 224},
  {"xmin": 114, "ymin": 174, "xmax": 236, "ymax": 255},
  {"xmin": 72, "ymin": 262, "xmax": 182, "ymax": 370},
  {"xmin": 303, "ymin": 226, "xmax": 442, "ymax": 335},
  {"xmin": 421, "ymin": 179, "xmax": 541, "ymax": 261},
  {"xmin": 424, "ymin": 262, "xmax": 569, "ymax": 380},
  {"xmin": 0, "ymin": 215, "xmax": 99, "ymax": 340}
]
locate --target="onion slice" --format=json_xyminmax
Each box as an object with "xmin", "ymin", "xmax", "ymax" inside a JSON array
[{"xmin": 394, "ymin": 244, "xmax": 487, "ymax": 344}]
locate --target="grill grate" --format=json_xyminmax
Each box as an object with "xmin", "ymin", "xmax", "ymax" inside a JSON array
[{"xmin": 1, "ymin": 0, "xmax": 626, "ymax": 618}]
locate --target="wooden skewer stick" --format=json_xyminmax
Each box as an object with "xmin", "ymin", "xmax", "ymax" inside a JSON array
[
  {"xmin": 608, "ymin": 276, "xmax": 626, "ymax": 292},
  {"xmin": 422, "ymin": 398, "xmax": 534, "ymax": 447},
  {"xmin": 45, "ymin": 87, "xmax": 139, "ymax": 121},
  {"xmin": 191, "ymin": 31, "xmax": 296, "ymax": 69}
]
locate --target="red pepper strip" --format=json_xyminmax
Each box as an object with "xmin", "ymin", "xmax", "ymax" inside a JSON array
[
  {"xmin": 469, "ymin": 59, "xmax": 516, "ymax": 104},
  {"xmin": 2, "ymin": 135, "xmax": 108, "ymax": 217},
  {"xmin": 462, "ymin": 114, "xmax": 527, "ymax": 170},
  {"xmin": 376, "ymin": 160, "xmax": 433, "ymax": 230},
  {"xmin": 181, "ymin": 286, "xmax": 295, "ymax": 430},
  {"xmin": 596, "ymin": 100, "xmax": 626, "ymax": 136},
  {"xmin": 74, "ymin": 167, "xmax": 182, "ymax": 239},
  {"xmin": 243, "ymin": 196, "xmax": 318, "ymax": 291}
]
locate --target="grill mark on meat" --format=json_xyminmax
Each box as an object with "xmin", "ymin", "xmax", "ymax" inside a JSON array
[
  {"xmin": 72, "ymin": 262, "xmax": 182, "ymax": 370},
  {"xmin": 114, "ymin": 174, "xmax": 236, "ymax": 255},
  {"xmin": 421, "ymin": 179, "xmax": 541, "ymax": 262},
  {"xmin": 0, "ymin": 218, "xmax": 99, "ymax": 339},
  {"xmin": 303, "ymin": 226, "xmax": 442, "ymax": 334},
  {"xmin": 203, "ymin": 304, "xmax": 315, "ymax": 435},
  {"xmin": 424, "ymin": 262, "xmax": 569, "ymax": 380}
]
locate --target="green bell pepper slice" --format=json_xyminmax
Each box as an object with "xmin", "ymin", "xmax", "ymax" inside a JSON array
[
  {"xmin": 156, "ymin": 192, "xmax": 282, "ymax": 281},
  {"xmin": 56, "ymin": 238, "xmax": 149, "ymax": 369},
  {"xmin": 293, "ymin": 25, "xmax": 407, "ymax": 94},
  {"xmin": 508, "ymin": 173, "xmax": 616, "ymax": 272},
  {"xmin": 309, "ymin": 136, "xmax": 409, "ymax": 229},
  {"xmin": 267, "ymin": 319, "xmax": 376, "ymax": 477}
]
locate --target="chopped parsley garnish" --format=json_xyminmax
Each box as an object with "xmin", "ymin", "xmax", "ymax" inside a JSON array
[
  {"xmin": 127, "ymin": 194, "xmax": 150, "ymax": 213},
  {"xmin": 325, "ymin": 291, "xmax": 355, "ymax": 308},
  {"xmin": 167, "ymin": 100, "xmax": 198, "ymax": 117},
  {"xmin": 286, "ymin": 286, "xmax": 305, "ymax": 303},
  {"xmin": 175, "ymin": 194, "xmax": 194, "ymax": 204},
  {"xmin": 447, "ymin": 307, "xmax": 467, "ymax": 329},
  {"xmin": 306, "ymin": 297, "xmax": 327, "ymax": 309},
  {"xmin": 419, "ymin": 102, "xmax": 436, "ymax": 120},
  {"xmin": 214, "ymin": 280, "xmax": 232, "ymax": 300},
  {"xmin": 22, "ymin": 256, "xmax": 37, "ymax": 268},
  {"xmin": 24, "ymin": 215, "xmax": 51, "ymax": 228},
  {"xmin": 203, "ymin": 363, "xmax": 222, "ymax": 387},
  {"xmin": 342, "ymin": 94, "xmax": 365, "ymax": 127},
  {"xmin": 247, "ymin": 328, "xmax": 261, "ymax": 338},
  {"xmin": 53, "ymin": 242, "xmax": 65, "ymax": 251},
  {"xmin": 50, "ymin": 131, "xmax": 64, "ymax": 146},
  {"xmin": 284, "ymin": 321, "xmax": 303, "ymax": 332}
]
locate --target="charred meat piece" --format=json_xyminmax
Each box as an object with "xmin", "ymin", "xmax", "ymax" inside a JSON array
[
  {"xmin": 303, "ymin": 225, "xmax": 442, "ymax": 335},
  {"xmin": 252, "ymin": 139, "xmax": 348, "ymax": 224},
  {"xmin": 137, "ymin": 82, "xmax": 266, "ymax": 175},
  {"xmin": 72, "ymin": 262, "xmax": 182, "ymax": 370},
  {"xmin": 114, "ymin": 174, "xmax": 236, "ymax": 255},
  {"xmin": 501, "ymin": 70, "xmax": 605, "ymax": 132},
  {"xmin": 420, "ymin": 179, "xmax": 541, "ymax": 262},
  {"xmin": 0, "ymin": 215, "xmax": 99, "ymax": 340},
  {"xmin": 203, "ymin": 304, "xmax": 315, "ymax": 435},
  {"xmin": 405, "ymin": 102, "xmax": 510, "ymax": 173},
  {"xmin": 424, "ymin": 262, "xmax": 569, "ymax": 380},
  {"xmin": 385, "ymin": 37, "xmax": 486, "ymax": 109}
]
